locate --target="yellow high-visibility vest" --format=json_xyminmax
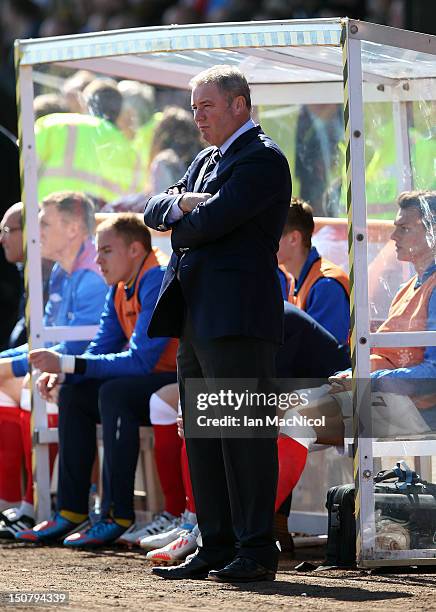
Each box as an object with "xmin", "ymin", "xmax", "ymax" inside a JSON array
[
  {"xmin": 411, "ymin": 133, "xmax": 436, "ymax": 192},
  {"xmin": 132, "ymin": 111, "xmax": 163, "ymax": 169},
  {"xmin": 338, "ymin": 124, "xmax": 435, "ymax": 220},
  {"xmin": 35, "ymin": 113, "xmax": 145, "ymax": 203}
]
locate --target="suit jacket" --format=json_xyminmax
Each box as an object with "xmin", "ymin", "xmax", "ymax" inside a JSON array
[{"xmin": 143, "ymin": 125, "xmax": 292, "ymax": 343}]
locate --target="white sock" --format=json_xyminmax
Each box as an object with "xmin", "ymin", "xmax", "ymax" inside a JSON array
[
  {"xmin": 18, "ymin": 500, "xmax": 35, "ymax": 519},
  {"xmin": 3, "ymin": 501, "xmax": 34, "ymax": 521},
  {"xmin": 183, "ymin": 511, "xmax": 197, "ymax": 525},
  {"xmin": 20, "ymin": 388, "xmax": 31, "ymax": 411},
  {"xmin": 149, "ymin": 393, "xmax": 178, "ymax": 425},
  {"xmin": 279, "ymin": 408, "xmax": 317, "ymax": 450}
]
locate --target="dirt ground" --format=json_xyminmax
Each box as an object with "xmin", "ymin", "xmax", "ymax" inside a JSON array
[{"xmin": 1, "ymin": 542, "xmax": 435, "ymax": 611}]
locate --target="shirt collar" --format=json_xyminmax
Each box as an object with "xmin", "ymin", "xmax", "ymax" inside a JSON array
[
  {"xmin": 294, "ymin": 246, "xmax": 320, "ymax": 293},
  {"xmin": 219, "ymin": 118, "xmax": 256, "ymax": 156},
  {"xmin": 415, "ymin": 262, "xmax": 436, "ymax": 288},
  {"xmin": 124, "ymin": 253, "xmax": 149, "ymax": 299}
]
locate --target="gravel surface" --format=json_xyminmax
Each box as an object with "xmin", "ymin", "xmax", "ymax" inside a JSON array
[{"xmin": 1, "ymin": 542, "xmax": 435, "ymax": 611}]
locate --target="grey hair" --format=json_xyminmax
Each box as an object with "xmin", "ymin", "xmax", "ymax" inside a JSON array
[
  {"xmin": 117, "ymin": 80, "xmax": 155, "ymax": 127},
  {"xmin": 189, "ymin": 65, "xmax": 251, "ymax": 110}
]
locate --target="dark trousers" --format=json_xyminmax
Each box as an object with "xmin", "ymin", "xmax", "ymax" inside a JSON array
[
  {"xmin": 57, "ymin": 373, "xmax": 176, "ymax": 520},
  {"xmin": 178, "ymin": 318, "xmax": 279, "ymax": 571}
]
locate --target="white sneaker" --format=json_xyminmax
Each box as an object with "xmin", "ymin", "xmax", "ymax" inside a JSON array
[
  {"xmin": 0, "ymin": 502, "xmax": 35, "ymax": 523},
  {"xmin": 0, "ymin": 500, "xmax": 21, "ymax": 513},
  {"xmin": 139, "ymin": 510, "xmax": 196, "ymax": 551},
  {"xmin": 146, "ymin": 524, "xmax": 200, "ymax": 565},
  {"xmin": 117, "ymin": 511, "xmax": 177, "ymax": 547}
]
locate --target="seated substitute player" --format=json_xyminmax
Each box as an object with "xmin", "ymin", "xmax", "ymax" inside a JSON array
[
  {"xmin": 0, "ymin": 192, "xmax": 107, "ymax": 535},
  {"xmin": 276, "ymin": 190, "xmax": 436, "ymax": 509},
  {"xmin": 17, "ymin": 214, "xmax": 178, "ymax": 548},
  {"xmin": 278, "ymin": 197, "xmax": 350, "ymax": 345}
]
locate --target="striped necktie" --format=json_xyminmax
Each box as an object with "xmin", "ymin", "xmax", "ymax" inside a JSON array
[{"xmin": 200, "ymin": 148, "xmax": 222, "ymax": 189}]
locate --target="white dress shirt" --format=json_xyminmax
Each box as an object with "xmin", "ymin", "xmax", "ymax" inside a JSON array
[{"xmin": 166, "ymin": 118, "xmax": 256, "ymax": 225}]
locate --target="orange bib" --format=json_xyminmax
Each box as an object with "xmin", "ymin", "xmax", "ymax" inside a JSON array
[
  {"xmin": 371, "ymin": 271, "xmax": 436, "ymax": 409},
  {"xmin": 114, "ymin": 247, "xmax": 178, "ymax": 372},
  {"xmin": 288, "ymin": 257, "xmax": 350, "ymax": 310}
]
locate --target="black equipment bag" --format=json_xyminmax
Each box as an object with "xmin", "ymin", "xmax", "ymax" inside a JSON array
[
  {"xmin": 325, "ymin": 461, "xmax": 436, "ymax": 568},
  {"xmin": 325, "ymin": 484, "xmax": 356, "ymax": 567}
]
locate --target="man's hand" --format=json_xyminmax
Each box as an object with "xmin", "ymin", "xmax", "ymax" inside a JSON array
[
  {"xmin": 37, "ymin": 371, "xmax": 63, "ymax": 402},
  {"xmin": 167, "ymin": 186, "xmax": 187, "ymax": 195},
  {"xmin": 29, "ymin": 349, "xmax": 62, "ymax": 373},
  {"xmin": 328, "ymin": 370, "xmax": 352, "ymax": 394},
  {"xmin": 179, "ymin": 192, "xmax": 212, "ymax": 214},
  {"xmin": 177, "ymin": 415, "xmax": 184, "ymax": 439}
]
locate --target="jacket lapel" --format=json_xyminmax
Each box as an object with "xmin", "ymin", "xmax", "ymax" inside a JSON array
[
  {"xmin": 192, "ymin": 149, "xmax": 215, "ymax": 192},
  {"xmin": 202, "ymin": 126, "xmax": 263, "ymax": 189}
]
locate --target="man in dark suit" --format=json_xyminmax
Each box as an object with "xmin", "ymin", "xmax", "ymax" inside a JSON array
[{"xmin": 143, "ymin": 65, "xmax": 292, "ymax": 582}]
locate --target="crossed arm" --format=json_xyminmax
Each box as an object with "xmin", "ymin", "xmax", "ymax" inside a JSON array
[{"xmin": 144, "ymin": 149, "xmax": 290, "ymax": 248}]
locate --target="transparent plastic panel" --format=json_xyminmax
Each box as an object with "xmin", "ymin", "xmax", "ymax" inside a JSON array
[
  {"xmin": 32, "ymin": 64, "xmax": 198, "ymax": 211},
  {"xmin": 366, "ymin": 453, "xmax": 436, "ymax": 557},
  {"xmin": 343, "ymin": 38, "xmax": 436, "ymax": 566},
  {"xmin": 278, "ymin": 42, "xmax": 436, "ymax": 81},
  {"xmin": 30, "ymin": 63, "xmax": 203, "ymax": 346},
  {"xmin": 412, "ymin": 98, "xmax": 436, "ymax": 192},
  {"xmin": 259, "ymin": 103, "xmax": 345, "ymax": 218},
  {"xmin": 141, "ymin": 49, "xmax": 341, "ymax": 84},
  {"xmin": 355, "ymin": 364, "xmax": 436, "ymax": 561},
  {"xmin": 368, "ymin": 375, "xmax": 436, "ymax": 440},
  {"xmin": 361, "ymin": 41, "xmax": 436, "ymax": 80},
  {"xmin": 362, "ymin": 43, "xmax": 436, "ymax": 329},
  {"xmin": 291, "ymin": 447, "xmax": 353, "ymax": 533},
  {"xmin": 29, "ymin": 53, "xmax": 348, "ymax": 352}
]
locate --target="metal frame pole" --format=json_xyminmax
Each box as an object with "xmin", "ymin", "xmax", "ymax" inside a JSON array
[
  {"xmin": 15, "ymin": 50, "xmax": 52, "ymax": 521},
  {"xmin": 342, "ymin": 20, "xmax": 375, "ymax": 566}
]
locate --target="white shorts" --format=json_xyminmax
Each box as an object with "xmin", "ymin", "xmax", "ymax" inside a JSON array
[{"xmin": 332, "ymin": 390, "xmax": 431, "ymax": 440}]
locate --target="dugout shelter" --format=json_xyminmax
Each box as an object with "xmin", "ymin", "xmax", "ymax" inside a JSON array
[{"xmin": 15, "ymin": 17, "xmax": 436, "ymax": 567}]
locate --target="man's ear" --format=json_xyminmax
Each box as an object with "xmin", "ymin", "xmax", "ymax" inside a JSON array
[
  {"xmin": 65, "ymin": 219, "xmax": 81, "ymax": 239},
  {"xmin": 233, "ymin": 95, "xmax": 247, "ymax": 115},
  {"xmin": 128, "ymin": 241, "xmax": 144, "ymax": 259},
  {"xmin": 288, "ymin": 229, "xmax": 302, "ymax": 247}
]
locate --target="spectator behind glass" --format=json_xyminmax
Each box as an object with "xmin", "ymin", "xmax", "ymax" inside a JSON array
[
  {"xmin": 100, "ymin": 105, "xmax": 203, "ymax": 213},
  {"xmin": 83, "ymin": 78, "xmax": 122, "ymax": 124},
  {"xmin": 62, "ymin": 70, "xmax": 95, "ymax": 114},
  {"xmin": 117, "ymin": 81, "xmax": 156, "ymax": 141},
  {"xmin": 35, "ymin": 80, "xmax": 144, "ymax": 203},
  {"xmin": 117, "ymin": 80, "xmax": 159, "ymax": 172},
  {"xmin": 33, "ymin": 94, "xmax": 68, "ymax": 121},
  {"xmin": 295, "ymin": 104, "xmax": 344, "ymax": 217},
  {"xmin": 148, "ymin": 106, "xmax": 205, "ymax": 194}
]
